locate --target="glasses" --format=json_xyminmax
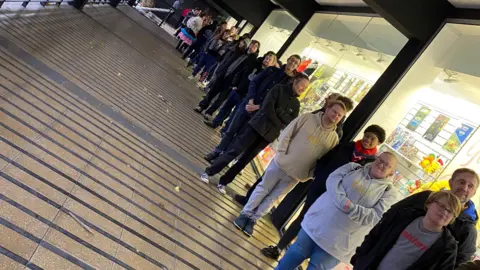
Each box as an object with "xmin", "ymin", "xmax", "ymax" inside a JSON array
[
  {"xmin": 377, "ymin": 157, "xmax": 394, "ymax": 169},
  {"xmin": 434, "ymin": 201, "xmax": 454, "ymax": 215}
]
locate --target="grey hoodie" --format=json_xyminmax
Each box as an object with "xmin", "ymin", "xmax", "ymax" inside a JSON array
[{"xmin": 301, "ymin": 162, "xmax": 399, "ymax": 263}]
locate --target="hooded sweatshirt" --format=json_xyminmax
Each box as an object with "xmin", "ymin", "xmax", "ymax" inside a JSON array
[
  {"xmin": 302, "ymin": 162, "xmax": 398, "ymax": 263},
  {"xmin": 275, "ymin": 112, "xmax": 339, "ymax": 182}
]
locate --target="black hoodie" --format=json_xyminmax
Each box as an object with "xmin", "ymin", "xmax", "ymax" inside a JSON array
[{"xmin": 375, "ymin": 190, "xmax": 478, "ymax": 267}]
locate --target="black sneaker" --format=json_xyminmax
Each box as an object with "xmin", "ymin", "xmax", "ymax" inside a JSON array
[
  {"xmin": 243, "ymin": 218, "xmax": 255, "ymax": 237},
  {"xmin": 234, "ymin": 195, "xmax": 247, "ymax": 206},
  {"xmin": 261, "ymin": 245, "xmax": 281, "ymax": 260},
  {"xmin": 233, "ymin": 215, "xmax": 249, "ymax": 231}
]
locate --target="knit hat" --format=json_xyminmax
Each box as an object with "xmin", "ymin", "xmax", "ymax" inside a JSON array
[{"xmin": 364, "ymin": 125, "xmax": 386, "ymax": 143}]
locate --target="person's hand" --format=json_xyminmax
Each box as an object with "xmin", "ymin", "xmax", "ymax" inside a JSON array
[{"xmin": 245, "ymin": 104, "xmax": 260, "ymax": 112}]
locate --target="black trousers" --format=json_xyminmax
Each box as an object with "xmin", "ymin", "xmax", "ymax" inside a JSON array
[
  {"xmin": 198, "ymin": 76, "xmax": 229, "ymax": 111},
  {"xmin": 206, "ymin": 126, "xmax": 269, "ymax": 185}
]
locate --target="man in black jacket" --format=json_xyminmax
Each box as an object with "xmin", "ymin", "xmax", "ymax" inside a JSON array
[
  {"xmin": 261, "ymin": 125, "xmax": 386, "ymax": 259},
  {"xmin": 199, "ymin": 74, "xmax": 310, "ymax": 194},
  {"xmin": 371, "ymin": 168, "xmax": 479, "ymax": 267},
  {"xmin": 194, "ymin": 40, "xmax": 260, "ymax": 116}
]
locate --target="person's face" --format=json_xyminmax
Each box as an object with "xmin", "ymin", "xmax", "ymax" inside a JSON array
[
  {"xmin": 325, "ymin": 104, "xmax": 345, "ymax": 125},
  {"xmin": 426, "ymin": 197, "xmax": 456, "ymax": 227},
  {"xmin": 293, "ymin": 78, "xmax": 309, "ymax": 96},
  {"xmin": 449, "ymin": 172, "xmax": 478, "ymax": 203},
  {"xmin": 248, "ymin": 42, "xmax": 259, "ymax": 54},
  {"xmin": 361, "ymin": 132, "xmax": 380, "ymax": 150},
  {"xmin": 238, "ymin": 40, "xmax": 247, "ymax": 49},
  {"xmin": 263, "ymin": 55, "xmax": 275, "ymax": 67},
  {"xmin": 286, "ymin": 57, "xmax": 301, "ymax": 71},
  {"xmin": 370, "ymin": 153, "xmax": 396, "ymax": 179}
]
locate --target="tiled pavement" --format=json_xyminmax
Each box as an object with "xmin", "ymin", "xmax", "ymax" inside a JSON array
[{"xmin": 0, "ymin": 5, "xmax": 280, "ymax": 270}]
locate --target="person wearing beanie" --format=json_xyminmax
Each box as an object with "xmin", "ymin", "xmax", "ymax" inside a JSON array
[{"xmin": 261, "ymin": 124, "xmax": 386, "ymax": 259}]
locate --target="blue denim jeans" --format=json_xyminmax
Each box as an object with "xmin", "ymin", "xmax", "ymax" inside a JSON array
[
  {"xmin": 212, "ymin": 91, "xmax": 243, "ymax": 127},
  {"xmin": 275, "ymin": 229, "xmax": 340, "ymax": 270}
]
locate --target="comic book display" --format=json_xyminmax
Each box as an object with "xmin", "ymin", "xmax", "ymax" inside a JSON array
[{"xmin": 381, "ymin": 103, "xmax": 476, "ymax": 197}]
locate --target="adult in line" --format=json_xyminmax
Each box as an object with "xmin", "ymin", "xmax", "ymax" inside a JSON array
[
  {"xmin": 351, "ymin": 190, "xmax": 462, "ymax": 270},
  {"xmin": 370, "ymin": 168, "xmax": 479, "ymax": 266},
  {"xmin": 174, "ymin": 7, "xmax": 201, "ymax": 37},
  {"xmin": 234, "ymin": 94, "xmax": 354, "ymax": 206},
  {"xmin": 203, "ymin": 52, "xmax": 278, "ymax": 129},
  {"xmin": 275, "ymin": 152, "xmax": 398, "ymax": 269},
  {"xmin": 194, "ymin": 40, "xmax": 260, "ymax": 117},
  {"xmin": 182, "ymin": 21, "xmax": 223, "ymax": 61},
  {"xmin": 200, "ymin": 73, "xmax": 310, "ymax": 194},
  {"xmin": 203, "ymin": 54, "xmax": 302, "ymax": 163},
  {"xmin": 234, "ymin": 100, "xmax": 346, "ymax": 236},
  {"xmin": 262, "ymin": 124, "xmax": 386, "ymax": 259},
  {"xmin": 176, "ymin": 12, "xmax": 210, "ymax": 53}
]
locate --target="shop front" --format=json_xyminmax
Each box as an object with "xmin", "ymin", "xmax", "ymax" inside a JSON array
[
  {"xmin": 251, "ymin": 10, "xmax": 299, "ymax": 56},
  {"xmin": 357, "ymin": 22, "xmax": 480, "ymax": 259},
  {"xmin": 254, "ymin": 13, "xmax": 408, "ymax": 171}
]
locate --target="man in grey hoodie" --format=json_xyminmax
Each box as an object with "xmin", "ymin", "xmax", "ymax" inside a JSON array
[
  {"xmin": 275, "ymin": 152, "xmax": 398, "ymax": 270},
  {"xmin": 233, "ymin": 100, "xmax": 346, "ymax": 237}
]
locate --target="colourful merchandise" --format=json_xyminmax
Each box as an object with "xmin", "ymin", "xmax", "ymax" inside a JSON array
[{"xmin": 419, "ymin": 154, "xmax": 444, "ymax": 175}]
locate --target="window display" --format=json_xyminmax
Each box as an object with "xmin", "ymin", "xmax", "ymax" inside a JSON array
[{"xmin": 254, "ymin": 13, "xmax": 407, "ymax": 170}]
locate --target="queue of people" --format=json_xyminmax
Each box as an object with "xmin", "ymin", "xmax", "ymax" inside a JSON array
[{"xmin": 174, "ymin": 15, "xmax": 479, "ymax": 270}]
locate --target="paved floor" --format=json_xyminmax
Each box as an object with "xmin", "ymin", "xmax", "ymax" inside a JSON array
[{"xmin": 0, "ymin": 5, "xmax": 280, "ymax": 270}]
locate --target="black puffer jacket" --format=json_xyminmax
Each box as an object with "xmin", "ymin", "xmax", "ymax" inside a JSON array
[
  {"xmin": 231, "ymin": 57, "xmax": 265, "ymax": 97},
  {"xmin": 351, "ymin": 208, "xmax": 458, "ymax": 270},
  {"xmin": 249, "ymin": 83, "xmax": 299, "ymax": 142},
  {"xmin": 383, "ymin": 190, "xmax": 478, "ymax": 267}
]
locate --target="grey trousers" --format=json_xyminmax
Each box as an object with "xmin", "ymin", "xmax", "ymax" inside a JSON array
[{"xmin": 241, "ymin": 161, "xmax": 298, "ymax": 221}]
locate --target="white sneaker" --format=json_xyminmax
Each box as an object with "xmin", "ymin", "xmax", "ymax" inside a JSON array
[
  {"xmin": 185, "ymin": 57, "xmax": 190, "ymax": 62},
  {"xmin": 200, "ymin": 173, "xmax": 210, "ymax": 184},
  {"xmin": 228, "ymin": 159, "xmax": 238, "ymax": 168},
  {"xmin": 217, "ymin": 184, "xmax": 226, "ymax": 194},
  {"xmin": 188, "ymin": 75, "xmax": 195, "ymax": 80}
]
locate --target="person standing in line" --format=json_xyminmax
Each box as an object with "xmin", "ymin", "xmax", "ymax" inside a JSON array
[
  {"xmin": 203, "ymin": 52, "xmax": 277, "ymax": 129},
  {"xmin": 233, "ymin": 100, "xmax": 346, "ymax": 236},
  {"xmin": 351, "ymin": 190, "xmax": 462, "ymax": 270},
  {"xmin": 176, "ymin": 13, "xmax": 210, "ymax": 53},
  {"xmin": 193, "ymin": 40, "xmax": 260, "ymax": 117},
  {"xmin": 175, "ymin": 7, "xmax": 200, "ymax": 36},
  {"xmin": 233, "ymin": 93, "xmax": 354, "ymax": 206},
  {"xmin": 187, "ymin": 30, "xmax": 235, "ymax": 80},
  {"xmin": 203, "ymin": 54, "xmax": 302, "ymax": 163},
  {"xmin": 275, "ymin": 152, "xmax": 398, "ymax": 270},
  {"xmin": 367, "ymin": 168, "xmax": 479, "ymax": 267},
  {"xmin": 172, "ymin": 0, "xmax": 182, "ymax": 10},
  {"xmin": 261, "ymin": 124, "xmax": 386, "ymax": 259},
  {"xmin": 183, "ymin": 21, "xmax": 227, "ymax": 60},
  {"xmin": 200, "ymin": 73, "xmax": 310, "ymax": 194}
]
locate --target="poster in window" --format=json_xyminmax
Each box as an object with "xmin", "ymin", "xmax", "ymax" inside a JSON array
[
  {"xmin": 399, "ymin": 137, "xmax": 420, "ymax": 161},
  {"xmin": 423, "ymin": 115, "xmax": 450, "ymax": 142},
  {"xmin": 386, "ymin": 127, "xmax": 411, "ymax": 150},
  {"xmin": 443, "ymin": 124, "xmax": 474, "ymax": 153},
  {"xmin": 406, "ymin": 106, "xmax": 431, "ymax": 132}
]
